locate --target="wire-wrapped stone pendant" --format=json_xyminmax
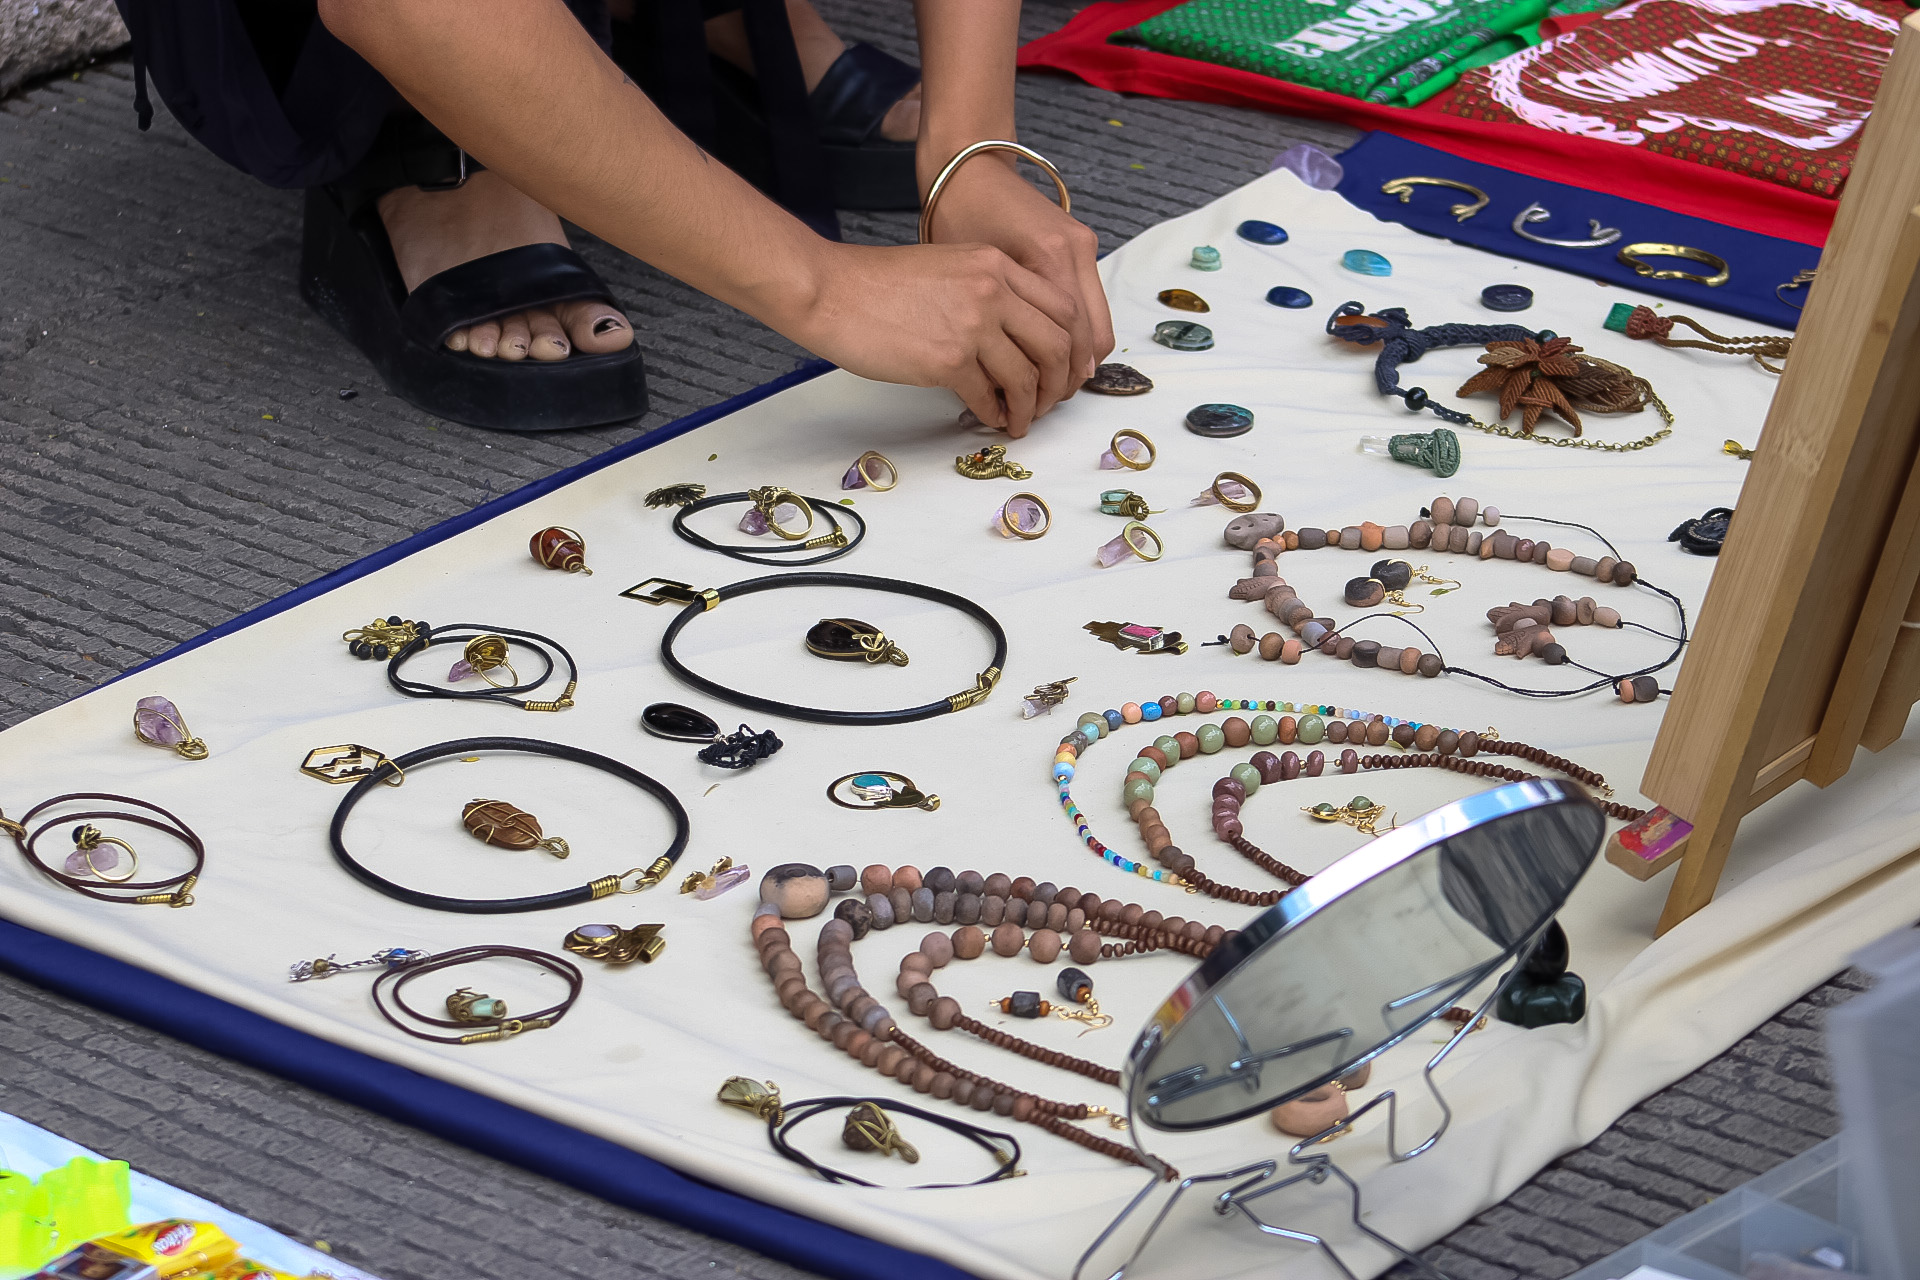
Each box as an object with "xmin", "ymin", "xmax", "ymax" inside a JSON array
[
  {"xmin": 462, "ymin": 798, "xmax": 570, "ymax": 858},
  {"xmin": 530, "ymin": 526, "xmax": 591, "ymax": 575},
  {"xmin": 133, "ymin": 696, "xmax": 208, "ymax": 760}
]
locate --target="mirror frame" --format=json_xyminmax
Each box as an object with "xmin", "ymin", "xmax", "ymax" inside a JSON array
[{"xmin": 1123, "ymin": 779, "xmax": 1604, "ymax": 1131}]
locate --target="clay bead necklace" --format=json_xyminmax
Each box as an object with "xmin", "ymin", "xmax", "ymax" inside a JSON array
[
  {"xmin": 1227, "ymin": 498, "xmax": 1687, "ymax": 698},
  {"xmin": 753, "ymin": 869, "xmax": 1224, "ymax": 1170}
]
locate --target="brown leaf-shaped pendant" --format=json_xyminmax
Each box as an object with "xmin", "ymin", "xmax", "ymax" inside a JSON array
[{"xmin": 462, "ymin": 798, "xmax": 570, "ymax": 858}]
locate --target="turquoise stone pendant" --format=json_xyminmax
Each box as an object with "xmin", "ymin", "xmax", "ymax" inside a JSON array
[
  {"xmin": 1189, "ymin": 245, "xmax": 1222, "ymax": 271},
  {"xmin": 1341, "ymin": 249, "xmax": 1393, "ymax": 277}
]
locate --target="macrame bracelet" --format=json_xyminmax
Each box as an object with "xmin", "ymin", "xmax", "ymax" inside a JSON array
[{"xmin": 1330, "ymin": 302, "xmax": 1674, "ymax": 453}]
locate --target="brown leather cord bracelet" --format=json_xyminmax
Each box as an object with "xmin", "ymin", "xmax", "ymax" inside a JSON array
[
  {"xmin": 370, "ymin": 944, "xmax": 582, "ymax": 1044},
  {"xmin": 2, "ymin": 793, "xmax": 203, "ymax": 907}
]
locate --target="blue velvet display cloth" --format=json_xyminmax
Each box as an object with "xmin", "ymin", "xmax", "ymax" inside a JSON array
[
  {"xmin": 1335, "ymin": 132, "xmax": 1819, "ymax": 330},
  {"xmin": 0, "ymin": 358, "xmax": 977, "ymax": 1280}
]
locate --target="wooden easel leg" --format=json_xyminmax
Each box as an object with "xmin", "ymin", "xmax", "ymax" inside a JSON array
[{"xmin": 1657, "ymin": 806, "xmax": 1741, "ymax": 936}]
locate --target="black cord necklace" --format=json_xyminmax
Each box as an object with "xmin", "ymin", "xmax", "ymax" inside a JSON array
[
  {"xmin": 770, "ymin": 1096, "xmax": 1023, "ymax": 1187},
  {"xmin": 327, "ymin": 737, "xmax": 689, "ymax": 913},
  {"xmin": 672, "ymin": 490, "xmax": 867, "ymax": 566},
  {"xmin": 383, "ymin": 623, "xmax": 579, "ymax": 712},
  {"xmin": 640, "ymin": 572, "xmax": 1007, "ymax": 725}
]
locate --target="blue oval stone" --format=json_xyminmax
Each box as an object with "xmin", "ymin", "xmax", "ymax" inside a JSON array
[
  {"xmin": 1238, "ymin": 220, "xmax": 1289, "ymax": 245},
  {"xmin": 1154, "ymin": 320, "xmax": 1215, "ymax": 351},
  {"xmin": 1266, "ymin": 286, "xmax": 1314, "ymax": 309},
  {"xmin": 851, "ymin": 773, "xmax": 890, "ymax": 789},
  {"xmin": 1186, "ymin": 403, "xmax": 1254, "ymax": 438},
  {"xmin": 1342, "ymin": 249, "xmax": 1393, "ymax": 277},
  {"xmin": 1481, "ymin": 283, "xmax": 1534, "ymax": 312}
]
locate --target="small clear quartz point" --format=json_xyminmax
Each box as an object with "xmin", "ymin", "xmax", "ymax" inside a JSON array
[
  {"xmin": 1021, "ymin": 697, "xmax": 1054, "ymax": 719},
  {"xmin": 1359, "ymin": 435, "xmax": 1393, "ymax": 456}
]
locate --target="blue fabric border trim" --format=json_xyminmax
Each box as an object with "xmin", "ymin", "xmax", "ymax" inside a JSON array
[
  {"xmin": 105, "ymin": 359, "xmax": 836, "ymax": 689},
  {"xmin": 23, "ymin": 358, "xmax": 983, "ymax": 1280},
  {"xmin": 1333, "ymin": 132, "xmax": 1817, "ymax": 331},
  {"xmin": 0, "ymin": 917, "xmax": 974, "ymax": 1280}
]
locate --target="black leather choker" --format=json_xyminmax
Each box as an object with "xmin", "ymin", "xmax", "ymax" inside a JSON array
[
  {"xmin": 671, "ymin": 489, "xmax": 867, "ymax": 566},
  {"xmin": 629, "ymin": 572, "xmax": 1007, "ymax": 725},
  {"xmin": 328, "ymin": 737, "xmax": 689, "ymax": 913}
]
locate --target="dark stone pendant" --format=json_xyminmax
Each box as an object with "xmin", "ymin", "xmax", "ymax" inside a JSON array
[
  {"xmin": 805, "ymin": 617, "xmax": 906, "ymax": 665},
  {"xmin": 1084, "ymin": 363, "xmax": 1155, "ymax": 396},
  {"xmin": 641, "ymin": 702, "xmax": 721, "ymax": 742},
  {"xmin": 1496, "ymin": 919, "xmax": 1587, "ymax": 1028},
  {"xmin": 1185, "ymin": 403, "xmax": 1254, "ymax": 438}
]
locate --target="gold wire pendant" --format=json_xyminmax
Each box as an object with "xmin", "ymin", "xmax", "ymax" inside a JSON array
[
  {"xmin": 563, "ymin": 922, "xmax": 666, "ymax": 965},
  {"xmin": 718, "ymin": 1076, "xmax": 786, "ymax": 1123},
  {"xmin": 805, "ymin": 618, "xmax": 909, "ymax": 666},
  {"xmin": 462, "ymin": 799, "xmax": 570, "ymax": 858},
  {"xmin": 842, "ymin": 1102, "xmax": 920, "ymax": 1162},
  {"xmin": 955, "ymin": 444, "xmax": 1033, "ymax": 480},
  {"xmin": 446, "ymin": 987, "xmax": 508, "ymax": 1023}
]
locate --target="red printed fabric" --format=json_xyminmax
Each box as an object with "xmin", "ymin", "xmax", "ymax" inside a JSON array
[{"xmin": 1443, "ymin": 0, "xmax": 1904, "ymax": 196}]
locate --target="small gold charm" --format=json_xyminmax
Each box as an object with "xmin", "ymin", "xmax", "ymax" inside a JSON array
[
  {"xmin": 1304, "ymin": 796, "xmax": 1394, "ymax": 837},
  {"xmin": 955, "ymin": 444, "xmax": 1033, "ymax": 481},
  {"xmin": 463, "ymin": 799, "xmax": 570, "ymax": 858},
  {"xmin": 718, "ymin": 1076, "xmax": 786, "ymax": 1124},
  {"xmin": 645, "ymin": 483, "xmax": 707, "ymax": 508},
  {"xmin": 300, "ymin": 744, "xmax": 405, "ymax": 786},
  {"xmin": 446, "ymin": 987, "xmax": 508, "ymax": 1023},
  {"xmin": 1084, "ymin": 621, "xmax": 1188, "ymax": 655},
  {"xmin": 343, "ymin": 616, "xmax": 426, "ymax": 660},
  {"xmin": 841, "ymin": 1102, "xmax": 919, "ymax": 1162},
  {"xmin": 1020, "ymin": 677, "xmax": 1076, "ymax": 719},
  {"xmin": 563, "ymin": 922, "xmax": 666, "ymax": 964}
]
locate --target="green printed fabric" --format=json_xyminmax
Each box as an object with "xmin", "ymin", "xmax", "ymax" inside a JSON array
[{"xmin": 1125, "ymin": 0, "xmax": 1548, "ymax": 102}]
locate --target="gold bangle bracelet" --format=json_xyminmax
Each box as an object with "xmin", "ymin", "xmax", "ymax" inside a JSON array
[
  {"xmin": 1379, "ymin": 176, "xmax": 1489, "ymax": 223},
  {"xmin": 1617, "ymin": 243, "xmax": 1730, "ymax": 288},
  {"xmin": 919, "ymin": 141, "xmax": 1071, "ymax": 245}
]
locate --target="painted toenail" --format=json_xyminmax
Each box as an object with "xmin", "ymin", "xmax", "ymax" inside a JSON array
[{"xmin": 594, "ymin": 318, "xmax": 625, "ymax": 334}]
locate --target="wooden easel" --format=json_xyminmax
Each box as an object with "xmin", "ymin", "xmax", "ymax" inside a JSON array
[{"xmin": 1606, "ymin": 11, "xmax": 1920, "ymax": 936}]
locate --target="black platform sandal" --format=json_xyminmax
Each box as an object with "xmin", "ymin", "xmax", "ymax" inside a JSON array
[
  {"xmin": 298, "ymin": 113, "xmax": 648, "ymax": 433},
  {"xmin": 808, "ymin": 43, "xmax": 921, "ymax": 212},
  {"xmin": 702, "ymin": 42, "xmax": 920, "ymax": 213}
]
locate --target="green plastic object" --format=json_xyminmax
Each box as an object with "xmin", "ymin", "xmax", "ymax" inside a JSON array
[
  {"xmin": 42, "ymin": 1157, "xmax": 131, "ymax": 1253},
  {"xmin": 1496, "ymin": 921, "xmax": 1589, "ymax": 1028},
  {"xmin": 1388, "ymin": 427, "xmax": 1462, "ymax": 478},
  {"xmin": 0, "ymin": 1170, "xmax": 54, "ymax": 1271},
  {"xmin": 1603, "ymin": 302, "xmax": 1638, "ymax": 333},
  {"xmin": 0, "ymin": 1157, "xmax": 131, "ymax": 1271}
]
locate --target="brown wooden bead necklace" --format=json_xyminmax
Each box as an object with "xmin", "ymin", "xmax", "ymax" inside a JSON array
[
  {"xmin": 753, "ymin": 869, "xmax": 1229, "ymax": 1171},
  {"xmin": 1226, "ymin": 496, "xmax": 1687, "ymax": 698}
]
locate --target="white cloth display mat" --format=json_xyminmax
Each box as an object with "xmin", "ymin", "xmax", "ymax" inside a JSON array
[{"xmin": 3, "ymin": 166, "xmax": 1917, "ymax": 1280}]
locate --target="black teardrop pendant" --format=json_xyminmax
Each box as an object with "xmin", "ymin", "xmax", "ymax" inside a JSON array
[{"xmin": 641, "ymin": 702, "xmax": 721, "ymax": 742}]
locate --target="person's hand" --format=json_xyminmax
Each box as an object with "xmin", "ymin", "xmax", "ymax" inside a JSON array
[
  {"xmin": 921, "ymin": 153, "xmax": 1114, "ymax": 404},
  {"xmin": 785, "ymin": 240, "xmax": 1080, "ymax": 437}
]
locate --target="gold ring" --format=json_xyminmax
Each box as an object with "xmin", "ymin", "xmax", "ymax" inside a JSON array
[
  {"xmin": 920, "ymin": 141, "xmax": 1071, "ymax": 245},
  {"xmin": 462, "ymin": 635, "xmax": 519, "ymax": 689},
  {"xmin": 998, "ymin": 493, "xmax": 1051, "ymax": 540},
  {"xmin": 1109, "ymin": 429, "xmax": 1155, "ymax": 471},
  {"xmin": 72, "ymin": 826, "xmax": 140, "ymax": 883},
  {"xmin": 1616, "ymin": 243, "xmax": 1730, "ymax": 288},
  {"xmin": 1379, "ymin": 176, "xmax": 1490, "ymax": 223},
  {"xmin": 1122, "ymin": 521, "xmax": 1164, "ymax": 562},
  {"xmin": 748, "ymin": 486, "xmax": 816, "ymax": 540},
  {"xmin": 1211, "ymin": 471, "xmax": 1261, "ymax": 513},
  {"xmin": 855, "ymin": 451, "xmax": 898, "ymax": 491}
]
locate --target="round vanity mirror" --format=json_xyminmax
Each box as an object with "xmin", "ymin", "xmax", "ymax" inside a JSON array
[{"xmin": 1125, "ymin": 779, "xmax": 1606, "ymax": 1131}]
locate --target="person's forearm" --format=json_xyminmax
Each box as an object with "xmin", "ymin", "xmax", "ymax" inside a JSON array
[
  {"xmin": 318, "ymin": 0, "xmax": 824, "ymax": 333},
  {"xmin": 911, "ymin": 0, "xmax": 1022, "ymax": 195}
]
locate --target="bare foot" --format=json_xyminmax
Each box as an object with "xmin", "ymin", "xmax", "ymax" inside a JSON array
[{"xmin": 377, "ymin": 170, "xmax": 634, "ymax": 361}]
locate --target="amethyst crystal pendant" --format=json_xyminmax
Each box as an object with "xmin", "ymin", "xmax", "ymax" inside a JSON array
[{"xmin": 133, "ymin": 696, "xmax": 208, "ymax": 760}]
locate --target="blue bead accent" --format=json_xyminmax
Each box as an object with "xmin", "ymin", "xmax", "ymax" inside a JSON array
[
  {"xmin": 1053, "ymin": 763, "xmax": 1074, "ymax": 781},
  {"xmin": 1266, "ymin": 285, "xmax": 1313, "ymax": 309},
  {"xmin": 1141, "ymin": 702, "xmax": 1163, "ymax": 722},
  {"xmin": 1104, "ymin": 709, "xmax": 1124, "ymax": 730},
  {"xmin": 1237, "ymin": 220, "xmax": 1289, "ymax": 245}
]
